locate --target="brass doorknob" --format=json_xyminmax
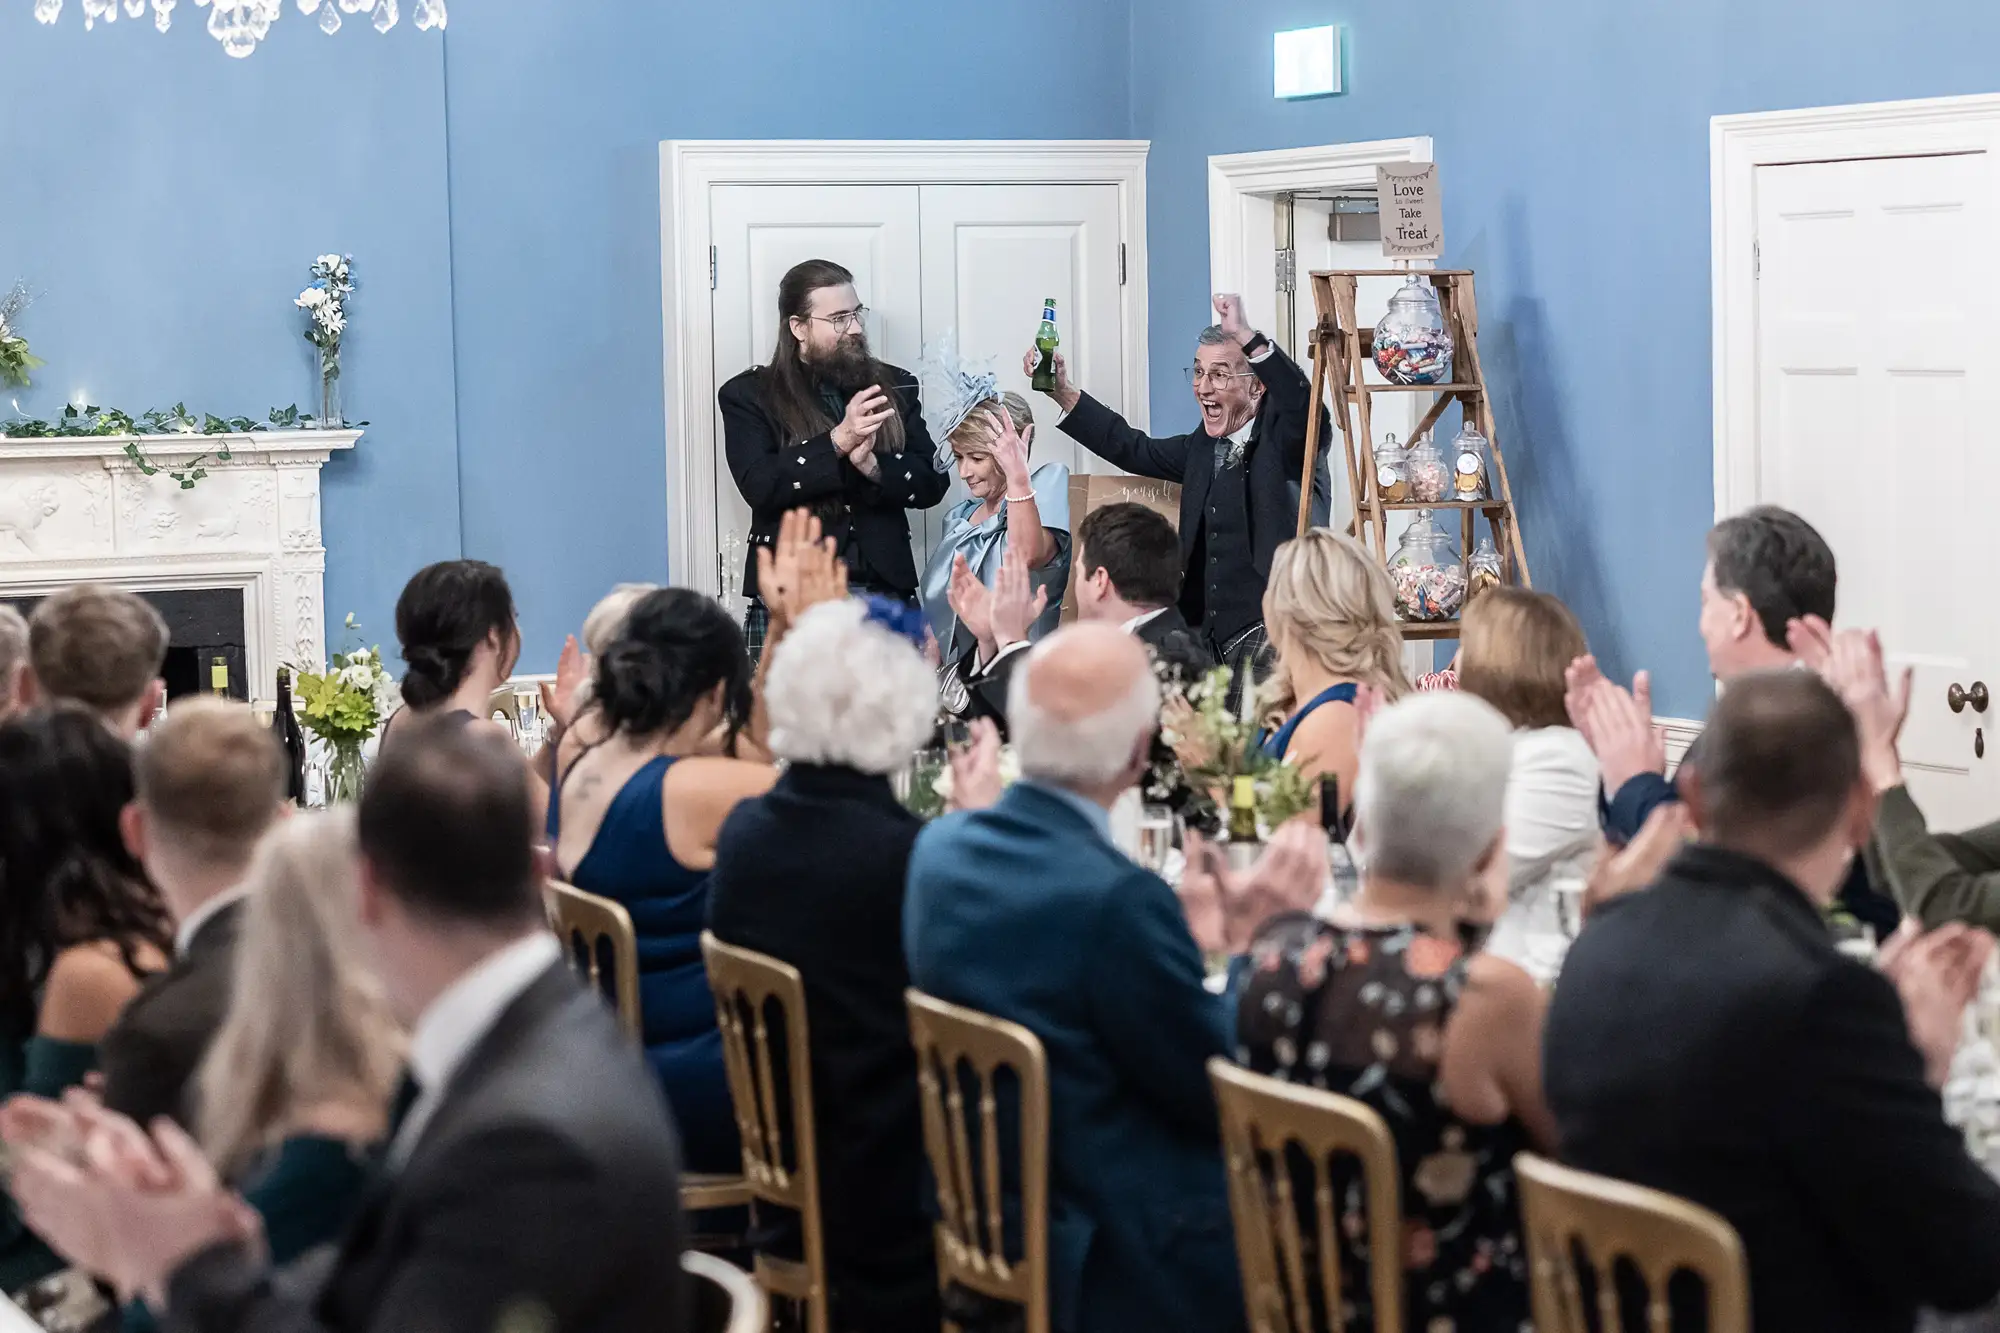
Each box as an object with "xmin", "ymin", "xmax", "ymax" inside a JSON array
[{"xmin": 1949, "ymin": 681, "xmax": 1991, "ymax": 714}]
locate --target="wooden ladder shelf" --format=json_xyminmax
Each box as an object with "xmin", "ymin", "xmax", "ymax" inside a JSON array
[{"xmin": 1295, "ymin": 268, "xmax": 1531, "ymax": 641}]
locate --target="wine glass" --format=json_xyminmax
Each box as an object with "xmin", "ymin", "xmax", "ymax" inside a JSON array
[{"xmin": 1135, "ymin": 804, "xmax": 1176, "ymax": 877}]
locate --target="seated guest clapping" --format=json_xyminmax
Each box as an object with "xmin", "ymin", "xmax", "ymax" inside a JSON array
[
  {"xmin": 1232, "ymin": 692, "xmax": 1557, "ymax": 1333},
  {"xmin": 709, "ymin": 597, "xmax": 941, "ymax": 1333},
  {"xmin": 0, "ymin": 706, "xmax": 172, "ymax": 1288},
  {"xmin": 905, "ymin": 623, "xmax": 1246, "ymax": 1333},
  {"xmin": 2, "ymin": 716, "xmax": 688, "ymax": 1333},
  {"xmin": 947, "ymin": 502, "xmax": 1211, "ymax": 735},
  {"xmin": 19, "ymin": 585, "xmax": 168, "ymax": 739},
  {"xmin": 119, "ymin": 811, "xmax": 401, "ymax": 1332},
  {"xmin": 1547, "ymin": 669, "xmax": 2000, "ymax": 1332},
  {"xmin": 100, "ymin": 700, "xmax": 288, "ymax": 1130}
]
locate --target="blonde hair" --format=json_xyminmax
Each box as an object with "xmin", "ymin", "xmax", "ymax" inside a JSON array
[
  {"xmin": 1263, "ymin": 530, "xmax": 1411, "ymax": 720},
  {"xmin": 947, "ymin": 391, "xmax": 1033, "ymax": 456},
  {"xmin": 1457, "ymin": 588, "xmax": 1587, "ymax": 730},
  {"xmin": 135, "ymin": 698, "xmax": 285, "ymax": 869},
  {"xmin": 574, "ymin": 583, "xmax": 660, "ymax": 714},
  {"xmin": 196, "ymin": 810, "xmax": 403, "ymax": 1179}
]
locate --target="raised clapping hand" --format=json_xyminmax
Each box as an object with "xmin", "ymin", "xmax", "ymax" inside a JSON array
[
  {"xmin": 989, "ymin": 547, "xmax": 1048, "ymax": 653},
  {"xmin": 1879, "ymin": 921, "xmax": 1995, "ymax": 1089},
  {"xmin": 1021, "ymin": 347, "xmax": 1081, "ymax": 414},
  {"xmin": 1790, "ymin": 615, "xmax": 1911, "ymax": 794},
  {"xmin": 946, "ymin": 554, "xmax": 996, "ymax": 662},
  {"xmin": 540, "ymin": 634, "xmax": 586, "ymax": 733},
  {"xmin": 756, "ymin": 509, "xmax": 847, "ymax": 635},
  {"xmin": 1177, "ymin": 819, "xmax": 1329, "ymax": 955},
  {"xmin": 1583, "ymin": 804, "xmax": 1690, "ymax": 917},
  {"xmin": 832, "ymin": 386, "xmax": 893, "ymax": 480},
  {"xmin": 1564, "ymin": 655, "xmax": 1665, "ymax": 797}
]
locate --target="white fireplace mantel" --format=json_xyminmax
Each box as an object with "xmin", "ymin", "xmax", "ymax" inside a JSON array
[{"xmin": 0, "ymin": 429, "xmax": 361, "ymax": 700}]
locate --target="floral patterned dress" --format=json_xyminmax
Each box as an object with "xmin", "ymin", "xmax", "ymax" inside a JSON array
[{"xmin": 1236, "ymin": 916, "xmax": 1531, "ymax": 1333}]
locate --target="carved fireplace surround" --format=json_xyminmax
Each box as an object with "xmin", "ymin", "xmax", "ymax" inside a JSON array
[{"xmin": 0, "ymin": 430, "xmax": 361, "ymax": 701}]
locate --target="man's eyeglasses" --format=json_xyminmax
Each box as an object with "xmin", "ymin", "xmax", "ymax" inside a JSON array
[
  {"xmin": 1185, "ymin": 366, "xmax": 1256, "ymax": 388},
  {"xmin": 808, "ymin": 307, "xmax": 869, "ymax": 333}
]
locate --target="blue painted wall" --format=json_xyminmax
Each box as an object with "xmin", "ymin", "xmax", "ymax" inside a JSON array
[
  {"xmin": 0, "ymin": 12, "xmax": 458, "ymax": 658},
  {"xmin": 0, "ymin": 0, "xmax": 1129, "ymax": 671},
  {"xmin": 439, "ymin": 0, "xmax": 1131, "ymax": 665},
  {"xmin": 1129, "ymin": 0, "xmax": 2000, "ymax": 717}
]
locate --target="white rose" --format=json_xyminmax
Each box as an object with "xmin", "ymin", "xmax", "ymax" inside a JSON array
[
  {"xmin": 317, "ymin": 253, "xmax": 343, "ymax": 270},
  {"xmin": 296, "ymin": 287, "xmax": 326, "ymax": 309},
  {"xmin": 339, "ymin": 663, "xmax": 373, "ymax": 691}
]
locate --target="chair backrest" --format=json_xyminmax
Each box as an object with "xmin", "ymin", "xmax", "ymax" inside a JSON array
[
  {"xmin": 1515, "ymin": 1152, "xmax": 1750, "ymax": 1333},
  {"xmin": 545, "ymin": 880, "xmax": 640, "ymax": 1040},
  {"xmin": 904, "ymin": 987, "xmax": 1051, "ymax": 1333},
  {"xmin": 1209, "ymin": 1058, "xmax": 1404, "ymax": 1333},
  {"xmin": 487, "ymin": 685, "xmax": 522, "ymax": 726},
  {"xmin": 700, "ymin": 932, "xmax": 827, "ymax": 1319},
  {"xmin": 682, "ymin": 1251, "xmax": 769, "ymax": 1333}
]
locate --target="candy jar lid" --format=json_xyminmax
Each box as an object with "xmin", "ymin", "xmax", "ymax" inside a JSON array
[
  {"xmin": 1392, "ymin": 508, "xmax": 1457, "ymax": 556},
  {"xmin": 1374, "ymin": 431, "xmax": 1401, "ymax": 458},
  {"xmin": 1388, "ymin": 273, "xmax": 1441, "ymax": 310},
  {"xmin": 1453, "ymin": 420, "xmax": 1488, "ymax": 452}
]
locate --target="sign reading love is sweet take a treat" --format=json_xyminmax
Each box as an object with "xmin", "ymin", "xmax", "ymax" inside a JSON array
[{"xmin": 1376, "ymin": 162, "xmax": 1442, "ymax": 260}]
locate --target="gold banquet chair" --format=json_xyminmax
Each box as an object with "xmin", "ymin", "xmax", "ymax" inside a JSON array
[
  {"xmin": 544, "ymin": 885, "xmax": 751, "ymax": 1215},
  {"xmin": 701, "ymin": 931, "xmax": 829, "ymax": 1333},
  {"xmin": 1209, "ymin": 1059, "xmax": 1404, "ymax": 1333},
  {"xmin": 905, "ymin": 988, "xmax": 1051, "ymax": 1333},
  {"xmin": 1515, "ymin": 1152, "xmax": 1749, "ymax": 1333}
]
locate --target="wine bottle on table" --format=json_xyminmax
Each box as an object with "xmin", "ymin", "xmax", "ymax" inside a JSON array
[
  {"xmin": 1320, "ymin": 775, "xmax": 1358, "ymax": 911},
  {"xmin": 209, "ymin": 656, "xmax": 230, "ymax": 698},
  {"xmin": 271, "ymin": 666, "xmax": 309, "ymax": 806},
  {"xmin": 1032, "ymin": 298, "xmax": 1060, "ymax": 391}
]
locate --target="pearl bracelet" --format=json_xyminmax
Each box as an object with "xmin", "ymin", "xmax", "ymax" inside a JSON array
[{"xmin": 1005, "ymin": 491, "xmax": 1037, "ymax": 504}]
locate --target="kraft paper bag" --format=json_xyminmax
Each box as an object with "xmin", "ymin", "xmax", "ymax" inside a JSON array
[{"xmin": 1060, "ymin": 473, "xmax": 1181, "ymax": 622}]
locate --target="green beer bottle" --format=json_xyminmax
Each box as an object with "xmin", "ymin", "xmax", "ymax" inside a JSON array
[{"xmin": 1032, "ymin": 298, "xmax": 1060, "ymax": 392}]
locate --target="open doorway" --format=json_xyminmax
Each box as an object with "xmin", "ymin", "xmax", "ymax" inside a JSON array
[{"xmin": 1207, "ymin": 137, "xmax": 1440, "ymax": 677}]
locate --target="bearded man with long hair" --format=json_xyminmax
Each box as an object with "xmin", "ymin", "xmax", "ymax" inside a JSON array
[{"xmin": 720, "ymin": 260, "xmax": 950, "ymax": 661}]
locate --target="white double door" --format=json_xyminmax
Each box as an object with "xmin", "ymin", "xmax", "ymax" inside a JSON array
[
  {"xmin": 709, "ymin": 182, "xmax": 1127, "ymax": 613},
  {"xmin": 1753, "ymin": 149, "xmax": 2000, "ymax": 828}
]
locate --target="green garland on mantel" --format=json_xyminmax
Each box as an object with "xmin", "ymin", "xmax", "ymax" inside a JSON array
[{"xmin": 3, "ymin": 403, "xmax": 365, "ymax": 490}]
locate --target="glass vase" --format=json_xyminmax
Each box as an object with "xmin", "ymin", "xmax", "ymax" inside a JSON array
[
  {"xmin": 319, "ymin": 348, "xmax": 343, "ymax": 429},
  {"xmin": 325, "ymin": 738, "xmax": 366, "ymax": 804}
]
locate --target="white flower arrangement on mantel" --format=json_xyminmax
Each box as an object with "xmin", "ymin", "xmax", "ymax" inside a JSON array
[{"xmin": 297, "ymin": 253, "xmax": 353, "ymax": 428}]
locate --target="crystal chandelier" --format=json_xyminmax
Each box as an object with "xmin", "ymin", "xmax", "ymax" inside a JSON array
[{"xmin": 33, "ymin": 0, "xmax": 446, "ymax": 57}]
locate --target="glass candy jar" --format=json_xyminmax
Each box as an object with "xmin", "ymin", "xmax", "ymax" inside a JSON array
[
  {"xmin": 1467, "ymin": 535, "xmax": 1504, "ymax": 602},
  {"xmin": 1388, "ymin": 511, "xmax": 1467, "ymax": 622},
  {"xmin": 1451, "ymin": 421, "xmax": 1490, "ymax": 501},
  {"xmin": 1372, "ymin": 433, "xmax": 1409, "ymax": 503},
  {"xmin": 1406, "ymin": 434, "xmax": 1451, "ymax": 503},
  {"xmin": 1372, "ymin": 274, "xmax": 1454, "ymax": 385}
]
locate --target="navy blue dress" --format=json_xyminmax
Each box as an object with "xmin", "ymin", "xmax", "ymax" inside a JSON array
[
  {"xmin": 551, "ymin": 755, "xmax": 738, "ymax": 1172},
  {"xmin": 1262, "ymin": 682, "xmax": 1359, "ymax": 761}
]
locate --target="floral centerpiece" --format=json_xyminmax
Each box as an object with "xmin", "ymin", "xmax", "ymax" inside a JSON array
[
  {"xmin": 296, "ymin": 254, "xmax": 354, "ymax": 428},
  {"xmin": 292, "ymin": 615, "xmax": 394, "ymax": 803},
  {"xmin": 1156, "ymin": 663, "xmax": 1316, "ymax": 837},
  {"xmin": 0, "ymin": 282, "xmax": 44, "ymax": 390}
]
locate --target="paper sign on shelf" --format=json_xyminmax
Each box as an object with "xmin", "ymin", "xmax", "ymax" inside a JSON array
[{"xmin": 1376, "ymin": 162, "xmax": 1442, "ymax": 260}]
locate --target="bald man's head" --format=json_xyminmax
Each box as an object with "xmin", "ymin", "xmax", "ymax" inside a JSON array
[{"xmin": 1008, "ymin": 623, "xmax": 1160, "ymax": 794}]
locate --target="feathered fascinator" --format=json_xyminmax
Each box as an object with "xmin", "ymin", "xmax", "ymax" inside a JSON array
[{"xmin": 917, "ymin": 331, "xmax": 1001, "ymax": 472}]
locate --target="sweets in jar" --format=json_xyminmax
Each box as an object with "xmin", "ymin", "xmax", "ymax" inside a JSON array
[
  {"xmin": 1406, "ymin": 436, "xmax": 1451, "ymax": 503},
  {"xmin": 1452, "ymin": 422, "xmax": 1490, "ymax": 501},
  {"xmin": 1373, "ymin": 434, "xmax": 1410, "ymax": 503},
  {"xmin": 1386, "ymin": 511, "xmax": 1467, "ymax": 623},
  {"xmin": 1372, "ymin": 275, "xmax": 1455, "ymax": 386},
  {"xmin": 1467, "ymin": 536, "xmax": 1504, "ymax": 601}
]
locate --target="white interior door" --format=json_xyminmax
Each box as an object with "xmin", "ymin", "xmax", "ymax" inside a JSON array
[
  {"xmin": 917, "ymin": 182, "xmax": 1126, "ymax": 541},
  {"xmin": 709, "ymin": 184, "xmax": 922, "ymax": 615},
  {"xmin": 1754, "ymin": 151, "xmax": 2000, "ymax": 828}
]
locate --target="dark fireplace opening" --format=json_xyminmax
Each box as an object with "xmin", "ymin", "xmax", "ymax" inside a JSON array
[{"xmin": 2, "ymin": 587, "xmax": 249, "ymax": 703}]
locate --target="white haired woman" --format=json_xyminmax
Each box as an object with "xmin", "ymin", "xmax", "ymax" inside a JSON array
[
  {"xmin": 1235, "ymin": 692, "xmax": 1555, "ymax": 1333},
  {"xmin": 707, "ymin": 596, "xmax": 942, "ymax": 1333},
  {"xmin": 124, "ymin": 811, "xmax": 401, "ymax": 1331}
]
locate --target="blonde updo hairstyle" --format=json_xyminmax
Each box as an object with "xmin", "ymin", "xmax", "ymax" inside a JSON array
[
  {"xmin": 1262, "ymin": 529, "xmax": 1412, "ymax": 721},
  {"xmin": 947, "ymin": 390, "xmax": 1034, "ymax": 457}
]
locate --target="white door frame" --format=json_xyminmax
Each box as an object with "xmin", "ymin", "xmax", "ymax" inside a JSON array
[
  {"xmin": 1711, "ymin": 93, "xmax": 2000, "ymax": 521},
  {"xmin": 659, "ymin": 139, "xmax": 1152, "ymax": 596},
  {"xmin": 1206, "ymin": 137, "xmax": 1433, "ymax": 327}
]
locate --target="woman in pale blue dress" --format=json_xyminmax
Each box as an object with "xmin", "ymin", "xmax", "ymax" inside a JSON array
[{"xmin": 916, "ymin": 340, "xmax": 1070, "ymax": 666}]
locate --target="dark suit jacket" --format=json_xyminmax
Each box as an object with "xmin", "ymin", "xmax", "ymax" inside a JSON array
[
  {"xmin": 954, "ymin": 606, "xmax": 1214, "ymax": 738},
  {"xmin": 166, "ymin": 962, "xmax": 688, "ymax": 1333},
  {"xmin": 719, "ymin": 364, "xmax": 950, "ymax": 600},
  {"xmin": 707, "ymin": 764, "xmax": 936, "ymax": 1333},
  {"xmin": 1056, "ymin": 346, "xmax": 1319, "ymax": 592},
  {"xmin": 99, "ymin": 898, "xmax": 243, "ymax": 1130},
  {"xmin": 1545, "ymin": 845, "xmax": 2000, "ymax": 1333},
  {"xmin": 1866, "ymin": 784, "xmax": 2000, "ymax": 932},
  {"xmin": 1604, "ymin": 753, "xmax": 1901, "ymax": 936},
  {"xmin": 905, "ymin": 782, "xmax": 1242, "ymax": 1333}
]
